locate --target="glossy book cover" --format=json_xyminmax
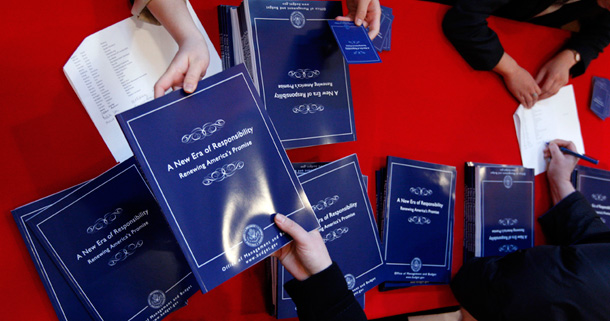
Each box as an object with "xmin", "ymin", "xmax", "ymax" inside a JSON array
[
  {"xmin": 573, "ymin": 165, "xmax": 610, "ymax": 227},
  {"xmin": 382, "ymin": 156, "xmax": 456, "ymax": 284},
  {"xmin": 116, "ymin": 64, "xmax": 319, "ymax": 293},
  {"xmin": 26, "ymin": 158, "xmax": 197, "ymax": 321},
  {"xmin": 245, "ymin": 0, "xmax": 356, "ymax": 148}
]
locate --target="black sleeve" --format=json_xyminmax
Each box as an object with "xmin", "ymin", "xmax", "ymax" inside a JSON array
[
  {"xmin": 285, "ymin": 262, "xmax": 367, "ymax": 321},
  {"xmin": 538, "ymin": 191, "xmax": 610, "ymax": 245},
  {"xmin": 566, "ymin": 10, "xmax": 610, "ymax": 77},
  {"xmin": 442, "ymin": 0, "xmax": 510, "ymax": 70}
]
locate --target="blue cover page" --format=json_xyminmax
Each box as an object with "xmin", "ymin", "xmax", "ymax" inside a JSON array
[
  {"xmin": 116, "ymin": 64, "xmax": 319, "ymax": 293},
  {"xmin": 246, "ymin": 0, "xmax": 356, "ymax": 148},
  {"xmin": 573, "ymin": 165, "xmax": 610, "ymax": 227},
  {"xmin": 474, "ymin": 164, "xmax": 534, "ymax": 257},
  {"xmin": 328, "ymin": 21, "xmax": 381, "ymax": 64},
  {"xmin": 12, "ymin": 184, "xmax": 94, "ymax": 321},
  {"xmin": 26, "ymin": 158, "xmax": 197, "ymax": 321},
  {"xmin": 591, "ymin": 76, "xmax": 610, "ymax": 120},
  {"xmin": 382, "ymin": 156, "xmax": 456, "ymax": 284}
]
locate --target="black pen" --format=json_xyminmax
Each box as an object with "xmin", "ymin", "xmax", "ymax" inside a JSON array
[{"xmin": 546, "ymin": 142, "xmax": 599, "ymax": 165}]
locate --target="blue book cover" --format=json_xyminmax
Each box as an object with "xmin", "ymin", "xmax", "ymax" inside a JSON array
[
  {"xmin": 573, "ymin": 165, "xmax": 610, "ymax": 227},
  {"xmin": 12, "ymin": 184, "xmax": 94, "ymax": 321},
  {"xmin": 591, "ymin": 76, "xmax": 610, "ymax": 120},
  {"xmin": 470, "ymin": 163, "xmax": 535, "ymax": 258},
  {"xmin": 116, "ymin": 64, "xmax": 319, "ymax": 293},
  {"xmin": 382, "ymin": 156, "xmax": 456, "ymax": 284},
  {"xmin": 328, "ymin": 21, "xmax": 381, "ymax": 64},
  {"xmin": 26, "ymin": 158, "xmax": 197, "ymax": 321},
  {"xmin": 244, "ymin": 0, "xmax": 356, "ymax": 148}
]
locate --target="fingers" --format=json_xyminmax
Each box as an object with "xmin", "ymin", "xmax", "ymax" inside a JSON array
[
  {"xmin": 354, "ymin": 0, "xmax": 370, "ymax": 26},
  {"xmin": 367, "ymin": 4, "xmax": 381, "ymax": 39},
  {"xmin": 335, "ymin": 16, "xmax": 353, "ymax": 21},
  {"xmin": 154, "ymin": 68, "xmax": 177, "ymax": 98},
  {"xmin": 274, "ymin": 213, "xmax": 311, "ymax": 245},
  {"xmin": 183, "ymin": 60, "xmax": 209, "ymax": 94}
]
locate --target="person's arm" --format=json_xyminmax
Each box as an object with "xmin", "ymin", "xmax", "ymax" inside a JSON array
[
  {"xmin": 336, "ymin": 0, "xmax": 381, "ymax": 40},
  {"xmin": 564, "ymin": 10, "xmax": 610, "ymax": 77},
  {"xmin": 538, "ymin": 140, "xmax": 610, "ymax": 245},
  {"xmin": 131, "ymin": 0, "xmax": 210, "ymax": 97},
  {"xmin": 272, "ymin": 214, "xmax": 367, "ymax": 321}
]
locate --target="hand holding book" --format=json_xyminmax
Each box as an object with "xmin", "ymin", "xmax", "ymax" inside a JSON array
[{"xmin": 336, "ymin": 0, "xmax": 382, "ymax": 39}]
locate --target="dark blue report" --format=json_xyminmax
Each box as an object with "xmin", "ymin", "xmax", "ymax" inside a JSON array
[
  {"xmin": 26, "ymin": 158, "xmax": 197, "ymax": 321},
  {"xmin": 572, "ymin": 165, "xmax": 610, "ymax": 227},
  {"xmin": 116, "ymin": 64, "xmax": 319, "ymax": 293},
  {"xmin": 244, "ymin": 0, "xmax": 356, "ymax": 148},
  {"xmin": 382, "ymin": 157, "xmax": 456, "ymax": 284},
  {"xmin": 328, "ymin": 21, "xmax": 381, "ymax": 64}
]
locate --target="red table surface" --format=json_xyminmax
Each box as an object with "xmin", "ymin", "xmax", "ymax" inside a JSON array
[{"xmin": 1, "ymin": 0, "xmax": 609, "ymax": 320}]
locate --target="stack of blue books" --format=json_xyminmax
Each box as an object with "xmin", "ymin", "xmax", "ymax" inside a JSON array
[
  {"xmin": 571, "ymin": 165, "xmax": 610, "ymax": 227},
  {"xmin": 218, "ymin": 0, "xmax": 356, "ymax": 149}
]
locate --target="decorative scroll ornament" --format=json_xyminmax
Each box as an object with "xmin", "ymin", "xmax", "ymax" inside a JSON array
[
  {"xmin": 290, "ymin": 11, "xmax": 306, "ymax": 29},
  {"xmin": 348, "ymin": 40, "xmax": 361, "ymax": 44},
  {"xmin": 499, "ymin": 244, "xmax": 519, "ymax": 253},
  {"xmin": 287, "ymin": 69, "xmax": 320, "ymax": 79},
  {"xmin": 313, "ymin": 195, "xmax": 340, "ymax": 212},
  {"xmin": 410, "ymin": 187, "xmax": 433, "ymax": 196},
  {"xmin": 498, "ymin": 218, "xmax": 518, "ymax": 226},
  {"xmin": 408, "ymin": 216, "xmax": 431, "ymax": 225},
  {"xmin": 87, "ymin": 208, "xmax": 123, "ymax": 234},
  {"xmin": 592, "ymin": 193, "xmax": 607, "ymax": 202},
  {"xmin": 181, "ymin": 119, "xmax": 225, "ymax": 144},
  {"xmin": 243, "ymin": 224, "xmax": 264, "ymax": 247},
  {"xmin": 148, "ymin": 290, "xmax": 166, "ymax": 309},
  {"xmin": 202, "ymin": 161, "xmax": 245, "ymax": 186},
  {"xmin": 293, "ymin": 103, "xmax": 325, "ymax": 114},
  {"xmin": 108, "ymin": 240, "xmax": 144, "ymax": 266},
  {"xmin": 323, "ymin": 227, "xmax": 349, "ymax": 243},
  {"xmin": 411, "ymin": 257, "xmax": 422, "ymax": 272},
  {"xmin": 503, "ymin": 175, "xmax": 513, "ymax": 189},
  {"xmin": 344, "ymin": 274, "xmax": 356, "ymax": 290}
]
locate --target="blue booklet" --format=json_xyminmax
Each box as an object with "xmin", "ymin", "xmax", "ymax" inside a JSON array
[
  {"xmin": 591, "ymin": 76, "xmax": 610, "ymax": 120},
  {"xmin": 243, "ymin": 0, "xmax": 356, "ymax": 148},
  {"xmin": 374, "ymin": 6, "xmax": 394, "ymax": 52},
  {"xmin": 12, "ymin": 184, "xmax": 94, "ymax": 321},
  {"xmin": 381, "ymin": 156, "xmax": 456, "ymax": 284},
  {"xmin": 274, "ymin": 154, "xmax": 380, "ymax": 318},
  {"xmin": 26, "ymin": 158, "xmax": 197, "ymax": 321},
  {"xmin": 116, "ymin": 64, "xmax": 319, "ymax": 294},
  {"xmin": 572, "ymin": 165, "xmax": 610, "ymax": 227},
  {"xmin": 328, "ymin": 21, "xmax": 381, "ymax": 64},
  {"xmin": 464, "ymin": 163, "xmax": 535, "ymax": 260}
]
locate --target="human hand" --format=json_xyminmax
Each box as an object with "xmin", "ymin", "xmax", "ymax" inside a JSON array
[
  {"xmin": 493, "ymin": 53, "xmax": 541, "ymax": 108},
  {"xmin": 535, "ymin": 50, "xmax": 575, "ymax": 100},
  {"xmin": 154, "ymin": 36, "xmax": 210, "ymax": 98},
  {"xmin": 336, "ymin": 0, "xmax": 381, "ymax": 40},
  {"xmin": 544, "ymin": 139, "xmax": 578, "ymax": 204},
  {"xmin": 272, "ymin": 214, "xmax": 332, "ymax": 281}
]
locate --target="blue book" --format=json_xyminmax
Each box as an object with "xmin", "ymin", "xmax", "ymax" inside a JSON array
[
  {"xmin": 572, "ymin": 165, "xmax": 610, "ymax": 227},
  {"xmin": 26, "ymin": 158, "xmax": 197, "ymax": 321},
  {"xmin": 275, "ymin": 154, "xmax": 379, "ymax": 318},
  {"xmin": 12, "ymin": 184, "xmax": 94, "ymax": 321},
  {"xmin": 116, "ymin": 64, "xmax": 319, "ymax": 294},
  {"xmin": 464, "ymin": 163, "xmax": 535, "ymax": 260},
  {"xmin": 243, "ymin": 0, "xmax": 356, "ymax": 149},
  {"xmin": 328, "ymin": 21, "xmax": 381, "ymax": 64},
  {"xmin": 591, "ymin": 76, "xmax": 610, "ymax": 120},
  {"xmin": 381, "ymin": 156, "xmax": 456, "ymax": 284}
]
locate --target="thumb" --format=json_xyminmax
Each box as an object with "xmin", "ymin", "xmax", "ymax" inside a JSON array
[
  {"xmin": 354, "ymin": 0, "xmax": 369, "ymax": 26},
  {"xmin": 274, "ymin": 214, "xmax": 310, "ymax": 244}
]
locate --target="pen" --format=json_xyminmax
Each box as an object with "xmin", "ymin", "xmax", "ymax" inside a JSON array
[{"xmin": 546, "ymin": 142, "xmax": 599, "ymax": 165}]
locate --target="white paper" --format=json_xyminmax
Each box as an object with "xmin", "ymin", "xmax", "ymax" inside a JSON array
[
  {"xmin": 513, "ymin": 85, "xmax": 585, "ymax": 175},
  {"xmin": 64, "ymin": 1, "xmax": 222, "ymax": 162}
]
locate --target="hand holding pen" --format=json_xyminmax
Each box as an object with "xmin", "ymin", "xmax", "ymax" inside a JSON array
[{"xmin": 544, "ymin": 140, "xmax": 581, "ymax": 204}]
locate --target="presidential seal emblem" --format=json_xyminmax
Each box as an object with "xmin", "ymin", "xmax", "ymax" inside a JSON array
[
  {"xmin": 290, "ymin": 11, "xmax": 306, "ymax": 29},
  {"xmin": 344, "ymin": 274, "xmax": 356, "ymax": 290},
  {"xmin": 411, "ymin": 257, "xmax": 422, "ymax": 272},
  {"xmin": 243, "ymin": 224, "xmax": 264, "ymax": 247},
  {"xmin": 503, "ymin": 175, "xmax": 513, "ymax": 189},
  {"xmin": 148, "ymin": 290, "xmax": 166, "ymax": 309}
]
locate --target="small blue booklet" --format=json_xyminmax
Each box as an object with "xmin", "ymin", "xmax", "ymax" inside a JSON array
[
  {"xmin": 244, "ymin": 0, "xmax": 356, "ymax": 148},
  {"xmin": 464, "ymin": 163, "xmax": 535, "ymax": 260},
  {"xmin": 328, "ymin": 21, "xmax": 381, "ymax": 64},
  {"xmin": 116, "ymin": 64, "xmax": 319, "ymax": 294},
  {"xmin": 381, "ymin": 156, "xmax": 456, "ymax": 285},
  {"xmin": 591, "ymin": 76, "xmax": 610, "ymax": 120},
  {"xmin": 26, "ymin": 158, "xmax": 197, "ymax": 321},
  {"xmin": 12, "ymin": 184, "xmax": 94, "ymax": 321},
  {"xmin": 572, "ymin": 165, "xmax": 610, "ymax": 227},
  {"xmin": 374, "ymin": 6, "xmax": 394, "ymax": 52},
  {"xmin": 274, "ymin": 154, "xmax": 380, "ymax": 318}
]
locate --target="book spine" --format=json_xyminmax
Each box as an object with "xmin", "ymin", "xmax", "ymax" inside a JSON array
[
  {"xmin": 217, "ymin": 5, "xmax": 226, "ymax": 70},
  {"xmin": 463, "ymin": 163, "xmax": 476, "ymax": 263},
  {"xmin": 225, "ymin": 6, "xmax": 235, "ymax": 68},
  {"xmin": 237, "ymin": 3, "xmax": 254, "ymax": 78}
]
